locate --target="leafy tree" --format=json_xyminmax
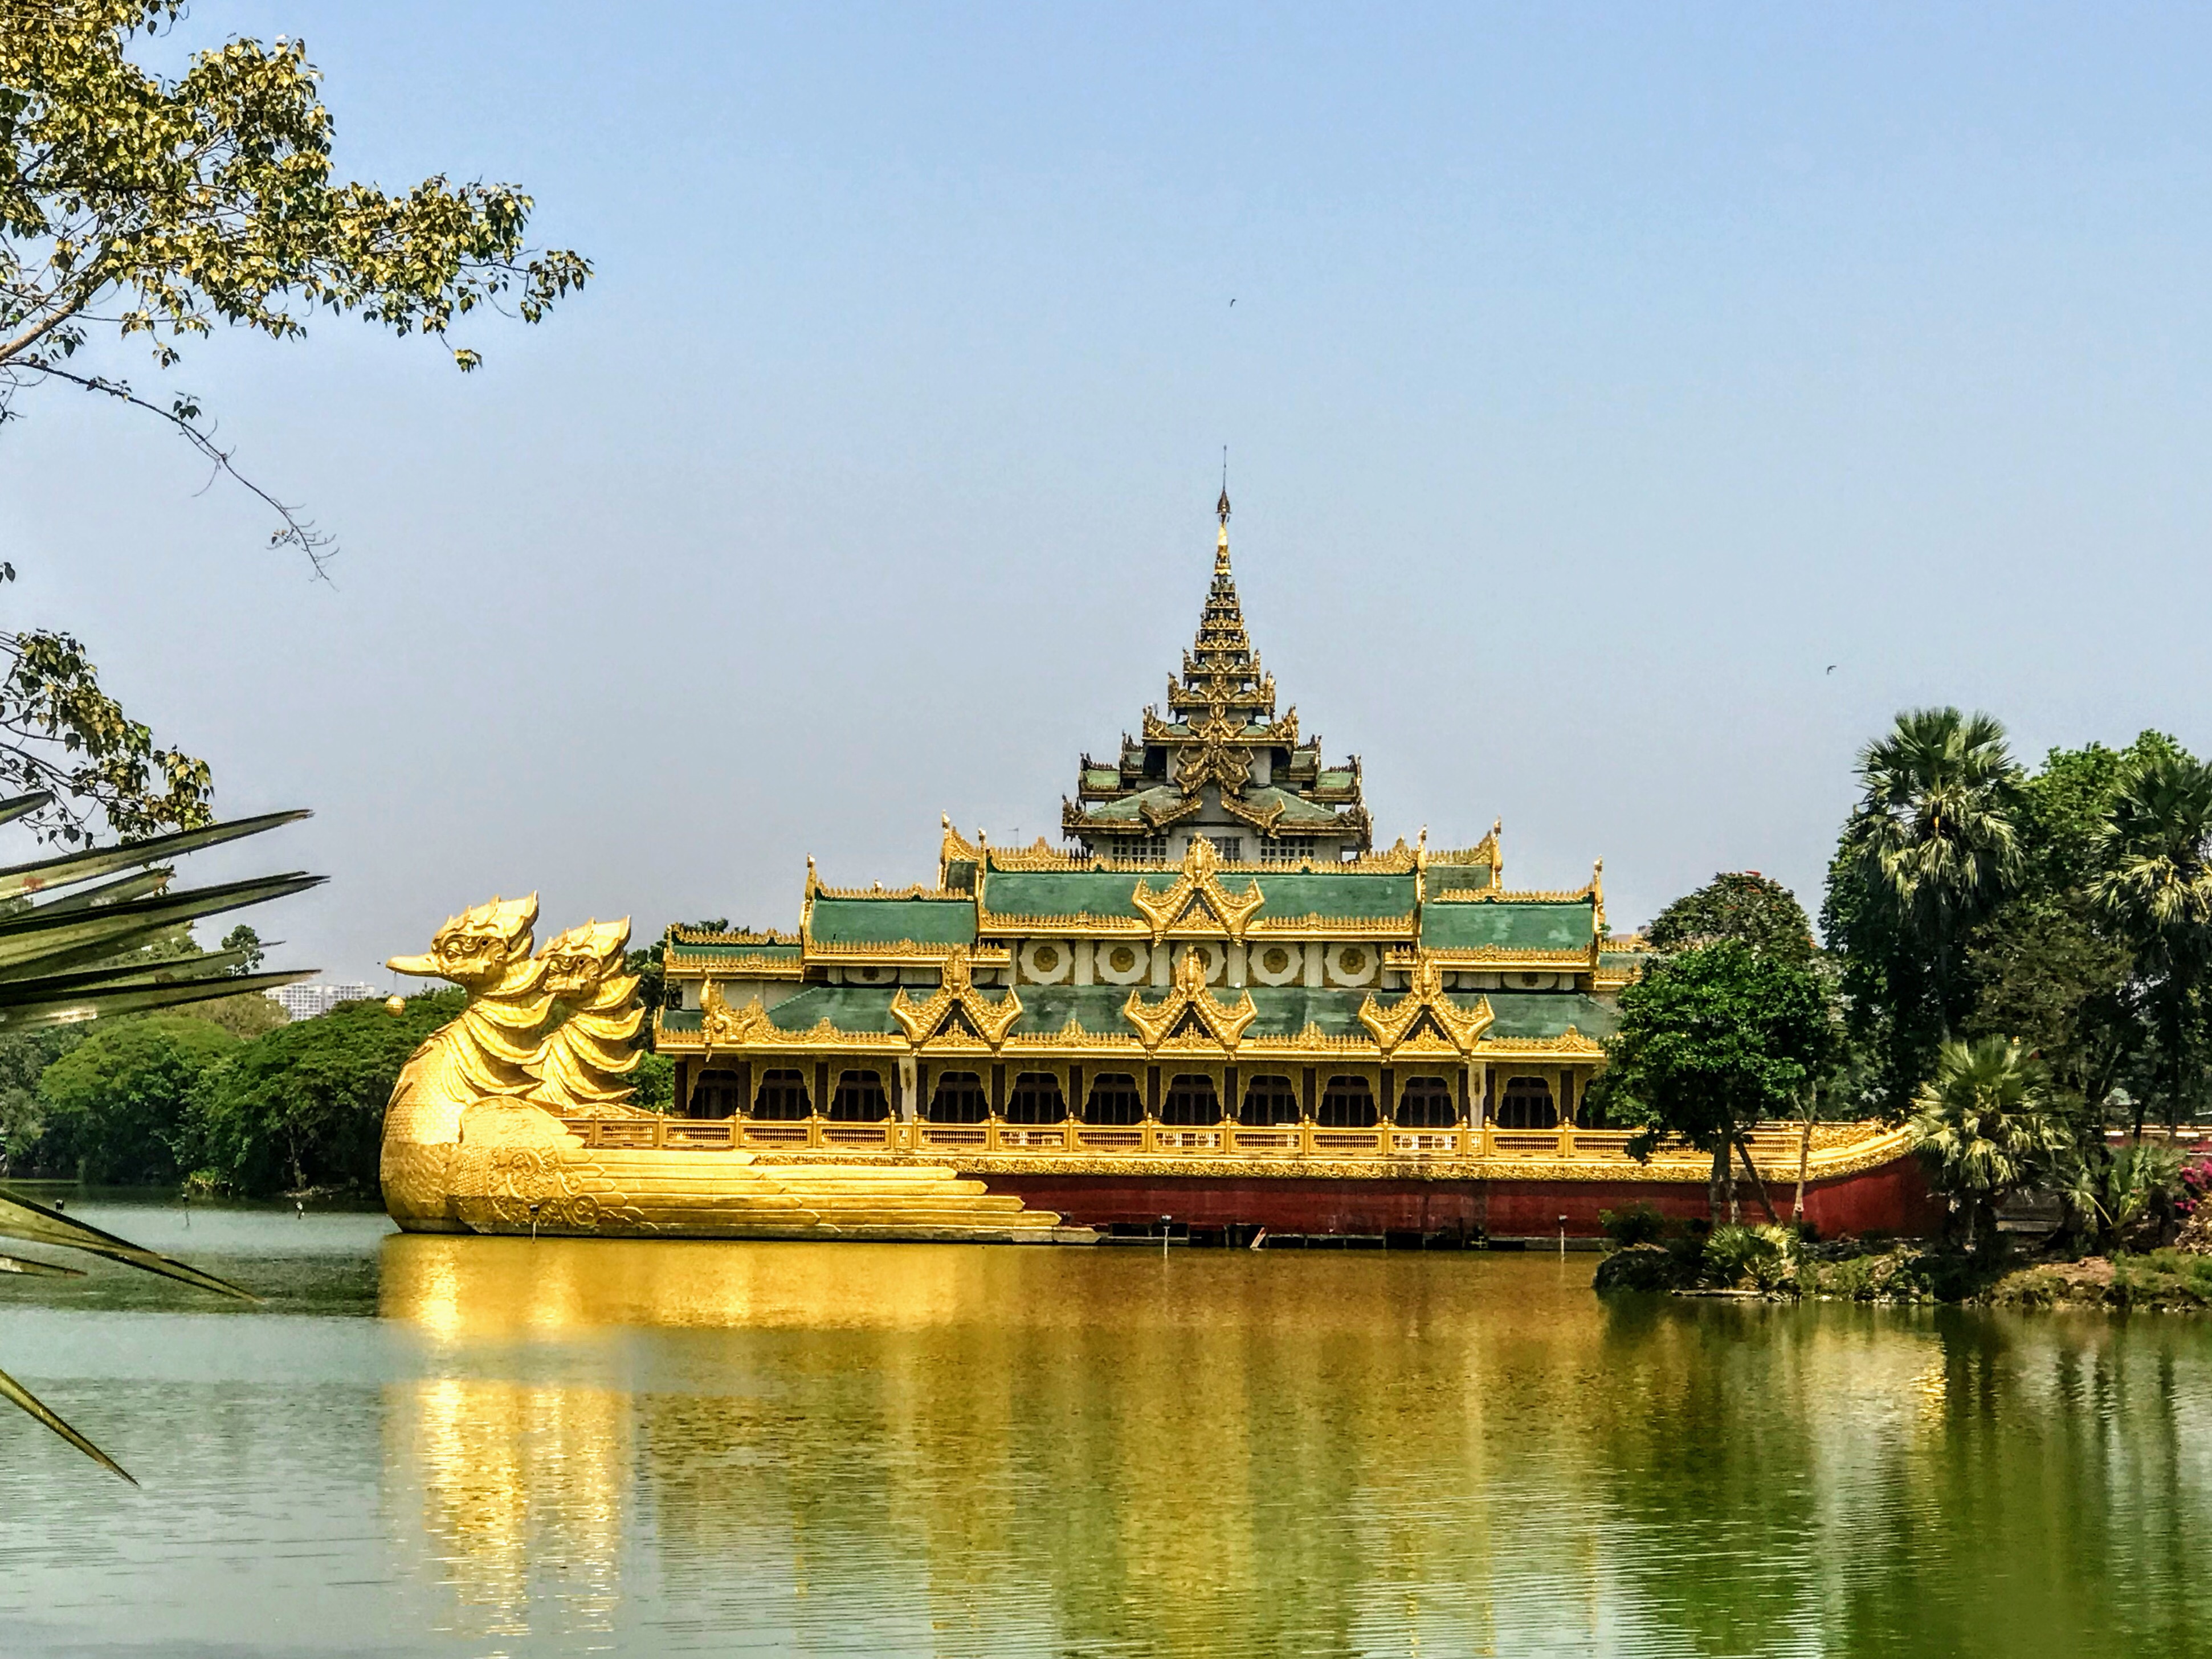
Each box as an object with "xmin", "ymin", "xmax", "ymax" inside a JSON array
[
  {"xmin": 187, "ymin": 989, "xmax": 460, "ymax": 1194},
  {"xmin": 1908, "ymin": 1037, "xmax": 2073, "ymax": 1251},
  {"xmin": 1826, "ymin": 708, "xmax": 2024, "ymax": 1110},
  {"xmin": 1602, "ymin": 941, "xmax": 1835, "ymax": 1223},
  {"xmin": 219, "ymin": 925, "xmax": 264, "ymax": 972},
  {"xmin": 1646, "ymin": 872, "xmax": 1814, "ymax": 966},
  {"xmin": 0, "ymin": 3, "xmax": 589, "ymax": 843},
  {"xmin": 32, "ymin": 1014, "xmax": 234, "ymax": 1183},
  {"xmin": 0, "ymin": 1025, "xmax": 84, "ymax": 1173},
  {"xmin": 2092, "ymin": 750, "xmax": 2212, "ymax": 1133}
]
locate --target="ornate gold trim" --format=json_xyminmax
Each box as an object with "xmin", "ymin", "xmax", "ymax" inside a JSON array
[
  {"xmin": 890, "ymin": 947, "xmax": 1024, "ymax": 1048},
  {"xmin": 812, "ymin": 881, "xmax": 969, "ymax": 901},
  {"xmin": 670, "ymin": 926, "xmax": 799, "ymax": 946},
  {"xmin": 1131, "ymin": 836, "xmax": 1265, "ymax": 941},
  {"xmin": 1123, "ymin": 947, "xmax": 1259, "ymax": 1050},
  {"xmin": 1357, "ymin": 954, "xmax": 1495, "ymax": 1056}
]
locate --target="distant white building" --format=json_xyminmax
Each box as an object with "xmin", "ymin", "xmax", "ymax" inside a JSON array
[{"xmin": 266, "ymin": 982, "xmax": 379, "ymax": 1022}]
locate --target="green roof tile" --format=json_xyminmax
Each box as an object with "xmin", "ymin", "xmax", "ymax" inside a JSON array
[
  {"xmin": 1475, "ymin": 991, "xmax": 1617, "ymax": 1042},
  {"xmin": 1419, "ymin": 898, "xmax": 1593, "ymax": 953},
  {"xmin": 760, "ymin": 986, "xmax": 910, "ymax": 1034},
  {"xmin": 807, "ymin": 896, "xmax": 977, "ymax": 946}
]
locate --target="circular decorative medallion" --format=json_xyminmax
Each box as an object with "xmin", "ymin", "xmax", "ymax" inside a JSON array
[
  {"xmin": 1329, "ymin": 945, "xmax": 1377, "ymax": 985},
  {"xmin": 1263, "ymin": 947, "xmax": 1291, "ymax": 974},
  {"xmin": 1096, "ymin": 942, "xmax": 1149, "ymax": 984},
  {"xmin": 1250, "ymin": 941, "xmax": 1303, "ymax": 987},
  {"xmin": 1019, "ymin": 939, "xmax": 1072, "ymax": 983}
]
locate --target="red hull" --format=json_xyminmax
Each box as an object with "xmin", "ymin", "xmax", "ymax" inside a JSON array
[{"xmin": 980, "ymin": 1157, "xmax": 1942, "ymax": 1240}]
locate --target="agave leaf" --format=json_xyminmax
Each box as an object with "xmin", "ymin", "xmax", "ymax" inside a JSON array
[
  {"xmin": 0, "ymin": 1360, "xmax": 134, "ymax": 1483},
  {"xmin": 0, "ymin": 810, "xmax": 310, "ymax": 905},
  {"xmin": 0, "ymin": 1252, "xmax": 84, "ymax": 1277},
  {"xmin": 0, "ymin": 1188, "xmax": 256, "ymax": 1302},
  {"xmin": 0, "ymin": 872, "xmax": 326, "ymax": 978},
  {"xmin": 0, "ymin": 792, "xmax": 54, "ymax": 831},
  {"xmin": 0, "ymin": 967, "xmax": 318, "ymax": 1033},
  {"xmin": 20, "ymin": 867, "xmax": 175, "ymax": 919}
]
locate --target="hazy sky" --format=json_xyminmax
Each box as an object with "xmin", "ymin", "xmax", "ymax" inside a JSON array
[{"xmin": 9, "ymin": 3, "xmax": 2212, "ymax": 982}]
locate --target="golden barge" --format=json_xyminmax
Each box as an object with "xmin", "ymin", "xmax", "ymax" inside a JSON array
[{"xmin": 378, "ymin": 493, "xmax": 1935, "ymax": 1241}]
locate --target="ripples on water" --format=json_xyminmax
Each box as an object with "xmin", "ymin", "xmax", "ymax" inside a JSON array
[{"xmin": 0, "ymin": 1206, "xmax": 2209, "ymax": 1657}]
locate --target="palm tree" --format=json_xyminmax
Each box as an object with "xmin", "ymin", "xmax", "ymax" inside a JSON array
[
  {"xmin": 1842, "ymin": 708, "xmax": 2023, "ymax": 1033},
  {"xmin": 2092, "ymin": 751, "xmax": 2212, "ymax": 1135},
  {"xmin": 0, "ymin": 792, "xmax": 320, "ymax": 1478},
  {"xmin": 1908, "ymin": 1036, "xmax": 2071, "ymax": 1251}
]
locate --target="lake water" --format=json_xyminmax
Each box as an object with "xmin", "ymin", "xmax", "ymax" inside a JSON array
[{"xmin": 1, "ymin": 1204, "xmax": 2209, "ymax": 1657}]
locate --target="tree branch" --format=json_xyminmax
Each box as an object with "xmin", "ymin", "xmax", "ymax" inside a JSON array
[{"xmin": 13, "ymin": 357, "xmax": 335, "ymax": 579}]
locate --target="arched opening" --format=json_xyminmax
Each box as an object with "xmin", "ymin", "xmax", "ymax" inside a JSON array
[
  {"xmin": 691, "ymin": 1068, "xmax": 745, "ymax": 1119},
  {"xmin": 1239, "ymin": 1073, "xmax": 1300, "ymax": 1126},
  {"xmin": 1006, "ymin": 1072, "xmax": 1067, "ymax": 1124},
  {"xmin": 827, "ymin": 1069, "xmax": 889, "ymax": 1122},
  {"xmin": 1160, "ymin": 1073, "xmax": 1221, "ymax": 1125},
  {"xmin": 1395, "ymin": 1075, "xmax": 1456, "ymax": 1128},
  {"xmin": 1083, "ymin": 1072, "xmax": 1144, "ymax": 1126},
  {"xmin": 1573, "ymin": 1077, "xmax": 1607, "ymax": 1129},
  {"xmin": 1497, "ymin": 1075, "xmax": 1558, "ymax": 1130},
  {"xmin": 926, "ymin": 1070, "xmax": 988, "ymax": 1124},
  {"xmin": 1317, "ymin": 1074, "xmax": 1377, "ymax": 1129},
  {"xmin": 753, "ymin": 1068, "xmax": 811, "ymax": 1120}
]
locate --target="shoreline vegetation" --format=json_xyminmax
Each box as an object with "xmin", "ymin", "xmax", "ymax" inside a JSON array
[{"xmin": 1594, "ymin": 1219, "xmax": 2212, "ymax": 1311}]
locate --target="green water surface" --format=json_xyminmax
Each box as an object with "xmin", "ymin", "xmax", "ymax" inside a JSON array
[{"xmin": 0, "ymin": 1203, "xmax": 2206, "ymax": 1657}]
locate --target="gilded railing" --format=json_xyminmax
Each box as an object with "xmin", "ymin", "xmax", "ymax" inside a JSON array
[{"xmin": 560, "ymin": 1115, "xmax": 1859, "ymax": 1169}]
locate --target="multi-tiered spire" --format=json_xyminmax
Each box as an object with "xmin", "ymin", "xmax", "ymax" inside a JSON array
[
  {"xmin": 1168, "ymin": 486, "xmax": 1275, "ymax": 725},
  {"xmin": 1060, "ymin": 492, "xmax": 1372, "ymax": 862}
]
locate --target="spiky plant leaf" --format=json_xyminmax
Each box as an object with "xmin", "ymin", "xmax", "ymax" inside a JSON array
[
  {"xmin": 0, "ymin": 1253, "xmax": 82, "ymax": 1278},
  {"xmin": 0, "ymin": 1362, "xmax": 133, "ymax": 1484},
  {"xmin": 0, "ymin": 810, "xmax": 309, "ymax": 905},
  {"xmin": 0, "ymin": 1189, "xmax": 255, "ymax": 1302},
  {"xmin": 0, "ymin": 872, "xmax": 325, "ymax": 978},
  {"xmin": 0, "ymin": 966, "xmax": 315, "ymax": 1033}
]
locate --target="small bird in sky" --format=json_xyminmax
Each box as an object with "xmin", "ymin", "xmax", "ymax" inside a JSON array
[
  {"xmin": 1826, "ymin": 664, "xmax": 1837, "ymax": 675},
  {"xmin": 1229, "ymin": 297, "xmax": 1236, "ymax": 307}
]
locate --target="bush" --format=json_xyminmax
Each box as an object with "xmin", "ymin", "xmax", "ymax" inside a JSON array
[{"xmin": 1598, "ymin": 1202, "xmax": 1667, "ymax": 1248}]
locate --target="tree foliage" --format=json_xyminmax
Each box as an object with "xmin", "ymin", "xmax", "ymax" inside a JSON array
[
  {"xmin": 35, "ymin": 1012, "xmax": 232, "ymax": 1183},
  {"xmin": 1647, "ymin": 871, "xmax": 1814, "ymax": 966},
  {"xmin": 187, "ymin": 988, "xmax": 461, "ymax": 1194},
  {"xmin": 1602, "ymin": 941, "xmax": 1835, "ymax": 1220},
  {"xmin": 2092, "ymin": 749, "xmax": 2212, "ymax": 1131},
  {"xmin": 1908, "ymin": 1037, "xmax": 2072, "ymax": 1249},
  {"xmin": 0, "ymin": 1, "xmax": 589, "ymax": 565},
  {"xmin": 0, "ymin": 1, "xmax": 589, "ymax": 841}
]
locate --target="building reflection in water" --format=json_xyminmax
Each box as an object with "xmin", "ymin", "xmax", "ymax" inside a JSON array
[{"xmin": 377, "ymin": 1235, "xmax": 2212, "ymax": 1656}]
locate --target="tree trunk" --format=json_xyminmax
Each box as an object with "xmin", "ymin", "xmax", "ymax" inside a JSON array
[
  {"xmin": 1724, "ymin": 1138, "xmax": 1740, "ymax": 1227},
  {"xmin": 1734, "ymin": 1135, "xmax": 1781, "ymax": 1224},
  {"xmin": 1791, "ymin": 1103, "xmax": 1815, "ymax": 1225},
  {"xmin": 1709, "ymin": 1145, "xmax": 1726, "ymax": 1224}
]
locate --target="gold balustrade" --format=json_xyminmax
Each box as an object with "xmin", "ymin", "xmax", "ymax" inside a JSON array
[{"xmin": 557, "ymin": 1115, "xmax": 1877, "ymax": 1174}]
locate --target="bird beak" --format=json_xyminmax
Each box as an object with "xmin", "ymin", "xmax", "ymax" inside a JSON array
[{"xmin": 386, "ymin": 953, "xmax": 440, "ymax": 976}]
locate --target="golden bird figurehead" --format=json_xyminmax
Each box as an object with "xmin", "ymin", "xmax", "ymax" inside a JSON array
[
  {"xmin": 535, "ymin": 917, "xmax": 633, "ymax": 998},
  {"xmin": 388, "ymin": 893, "xmax": 540, "ymax": 988}
]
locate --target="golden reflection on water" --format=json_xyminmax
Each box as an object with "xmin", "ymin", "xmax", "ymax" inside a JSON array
[{"xmin": 375, "ymin": 1237, "xmax": 2212, "ymax": 1657}]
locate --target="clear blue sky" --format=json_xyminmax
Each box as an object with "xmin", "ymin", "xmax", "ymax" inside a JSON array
[{"xmin": 9, "ymin": 3, "xmax": 2212, "ymax": 978}]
